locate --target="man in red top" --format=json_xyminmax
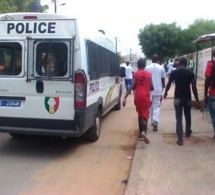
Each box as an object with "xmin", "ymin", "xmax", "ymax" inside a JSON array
[
  {"xmin": 204, "ymin": 48, "xmax": 215, "ymax": 139},
  {"xmin": 123, "ymin": 58, "xmax": 154, "ymax": 144}
]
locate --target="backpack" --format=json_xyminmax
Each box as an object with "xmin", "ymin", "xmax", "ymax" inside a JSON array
[{"xmin": 120, "ymin": 66, "xmax": 126, "ymax": 77}]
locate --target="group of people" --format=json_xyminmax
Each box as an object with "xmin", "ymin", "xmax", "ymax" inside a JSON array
[
  {"xmin": 121, "ymin": 52, "xmax": 210, "ymax": 146},
  {"xmin": 164, "ymin": 57, "xmax": 194, "ymax": 75}
]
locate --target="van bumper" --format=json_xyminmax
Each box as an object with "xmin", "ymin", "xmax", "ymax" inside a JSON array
[{"xmin": 0, "ymin": 104, "xmax": 96, "ymax": 137}]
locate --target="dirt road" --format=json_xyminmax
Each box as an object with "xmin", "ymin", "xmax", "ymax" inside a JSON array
[{"xmin": 0, "ymin": 93, "xmax": 138, "ymax": 195}]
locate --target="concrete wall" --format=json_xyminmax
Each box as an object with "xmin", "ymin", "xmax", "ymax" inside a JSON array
[{"xmin": 185, "ymin": 47, "xmax": 212, "ymax": 79}]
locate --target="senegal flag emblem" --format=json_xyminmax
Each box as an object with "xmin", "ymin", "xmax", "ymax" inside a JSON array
[{"xmin": 45, "ymin": 97, "xmax": 59, "ymax": 114}]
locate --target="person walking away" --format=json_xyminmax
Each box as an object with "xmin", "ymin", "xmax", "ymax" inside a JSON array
[
  {"xmin": 164, "ymin": 57, "xmax": 200, "ymax": 146},
  {"xmin": 123, "ymin": 58, "xmax": 154, "ymax": 144},
  {"xmin": 164, "ymin": 60, "xmax": 169, "ymax": 73},
  {"xmin": 188, "ymin": 56, "xmax": 195, "ymax": 72},
  {"xmin": 171, "ymin": 58, "xmax": 179, "ymax": 69},
  {"xmin": 170, "ymin": 58, "xmax": 179, "ymax": 84},
  {"xmin": 167, "ymin": 59, "xmax": 173, "ymax": 76},
  {"xmin": 124, "ymin": 61, "xmax": 134, "ymax": 92},
  {"xmin": 120, "ymin": 63, "xmax": 126, "ymax": 81},
  {"xmin": 145, "ymin": 54, "xmax": 166, "ymax": 131},
  {"xmin": 204, "ymin": 48, "xmax": 215, "ymax": 139}
]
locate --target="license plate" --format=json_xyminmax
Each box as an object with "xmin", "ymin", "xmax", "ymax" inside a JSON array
[{"xmin": 0, "ymin": 100, "xmax": 21, "ymax": 107}]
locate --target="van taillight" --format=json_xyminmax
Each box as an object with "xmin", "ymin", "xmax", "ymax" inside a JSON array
[{"xmin": 75, "ymin": 72, "xmax": 87, "ymax": 108}]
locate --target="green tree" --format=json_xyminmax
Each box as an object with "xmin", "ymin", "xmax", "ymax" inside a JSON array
[
  {"xmin": 138, "ymin": 23, "xmax": 181, "ymax": 60},
  {"xmin": 0, "ymin": 0, "xmax": 48, "ymax": 13},
  {"xmin": 138, "ymin": 18, "xmax": 215, "ymax": 59},
  {"xmin": 178, "ymin": 18, "xmax": 215, "ymax": 54},
  {"xmin": 0, "ymin": 0, "xmax": 17, "ymax": 12}
]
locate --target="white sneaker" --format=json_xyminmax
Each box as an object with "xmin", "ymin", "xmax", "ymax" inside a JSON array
[{"xmin": 141, "ymin": 132, "xmax": 150, "ymax": 144}]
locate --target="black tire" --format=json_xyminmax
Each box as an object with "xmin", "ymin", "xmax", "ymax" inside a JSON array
[
  {"xmin": 9, "ymin": 133, "xmax": 25, "ymax": 138},
  {"xmin": 113, "ymin": 97, "xmax": 121, "ymax": 110},
  {"xmin": 113, "ymin": 85, "xmax": 122, "ymax": 111},
  {"xmin": 83, "ymin": 110, "xmax": 101, "ymax": 142}
]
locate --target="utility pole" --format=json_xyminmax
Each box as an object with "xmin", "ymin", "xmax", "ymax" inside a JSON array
[
  {"xmin": 54, "ymin": 1, "xmax": 66, "ymax": 13},
  {"xmin": 54, "ymin": 0, "xmax": 57, "ymax": 13},
  {"xmin": 115, "ymin": 37, "xmax": 117, "ymax": 53},
  {"xmin": 130, "ymin": 48, "xmax": 132, "ymax": 61}
]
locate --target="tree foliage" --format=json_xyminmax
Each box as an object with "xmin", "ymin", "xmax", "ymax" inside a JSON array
[
  {"xmin": 0, "ymin": 0, "xmax": 48, "ymax": 13},
  {"xmin": 179, "ymin": 19, "xmax": 215, "ymax": 55},
  {"xmin": 138, "ymin": 18, "xmax": 215, "ymax": 59},
  {"xmin": 138, "ymin": 23, "xmax": 181, "ymax": 60}
]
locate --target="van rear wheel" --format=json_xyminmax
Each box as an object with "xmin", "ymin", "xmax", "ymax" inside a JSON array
[{"xmin": 83, "ymin": 110, "xmax": 101, "ymax": 142}]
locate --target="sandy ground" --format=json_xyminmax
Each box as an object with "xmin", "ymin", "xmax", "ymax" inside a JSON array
[{"xmin": 10, "ymin": 93, "xmax": 138, "ymax": 195}]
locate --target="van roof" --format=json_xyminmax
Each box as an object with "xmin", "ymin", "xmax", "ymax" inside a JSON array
[{"xmin": 0, "ymin": 12, "xmax": 76, "ymax": 20}]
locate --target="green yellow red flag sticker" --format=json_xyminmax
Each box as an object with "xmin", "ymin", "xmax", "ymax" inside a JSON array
[{"xmin": 45, "ymin": 97, "xmax": 59, "ymax": 114}]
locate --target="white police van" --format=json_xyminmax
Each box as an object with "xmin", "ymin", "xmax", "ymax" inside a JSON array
[{"xmin": 0, "ymin": 12, "xmax": 122, "ymax": 141}]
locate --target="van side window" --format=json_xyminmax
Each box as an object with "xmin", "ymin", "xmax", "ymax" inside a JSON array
[
  {"xmin": 36, "ymin": 42, "xmax": 68, "ymax": 76},
  {"xmin": 87, "ymin": 40, "xmax": 120, "ymax": 80},
  {"xmin": 0, "ymin": 42, "xmax": 22, "ymax": 76}
]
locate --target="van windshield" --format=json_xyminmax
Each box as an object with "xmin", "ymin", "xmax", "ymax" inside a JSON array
[{"xmin": 0, "ymin": 42, "xmax": 22, "ymax": 76}]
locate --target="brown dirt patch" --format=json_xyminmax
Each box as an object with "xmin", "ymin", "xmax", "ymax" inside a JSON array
[{"xmin": 162, "ymin": 133, "xmax": 214, "ymax": 146}]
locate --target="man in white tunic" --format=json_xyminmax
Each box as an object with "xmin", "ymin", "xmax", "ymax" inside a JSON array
[{"xmin": 145, "ymin": 54, "xmax": 166, "ymax": 131}]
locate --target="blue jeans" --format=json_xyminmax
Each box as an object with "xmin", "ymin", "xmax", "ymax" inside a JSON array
[
  {"xmin": 209, "ymin": 96, "xmax": 215, "ymax": 134},
  {"xmin": 125, "ymin": 79, "xmax": 132, "ymax": 91},
  {"xmin": 174, "ymin": 98, "xmax": 191, "ymax": 141}
]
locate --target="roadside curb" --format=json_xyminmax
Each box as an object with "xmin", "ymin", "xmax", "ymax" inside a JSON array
[{"xmin": 124, "ymin": 141, "xmax": 142, "ymax": 195}]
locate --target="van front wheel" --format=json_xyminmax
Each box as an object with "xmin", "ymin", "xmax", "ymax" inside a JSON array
[{"xmin": 83, "ymin": 110, "xmax": 101, "ymax": 142}]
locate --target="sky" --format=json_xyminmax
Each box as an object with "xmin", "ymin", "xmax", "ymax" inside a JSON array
[{"xmin": 41, "ymin": 0, "xmax": 215, "ymax": 57}]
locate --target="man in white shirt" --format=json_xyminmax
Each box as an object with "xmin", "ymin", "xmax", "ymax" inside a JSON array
[
  {"xmin": 120, "ymin": 63, "xmax": 126, "ymax": 81},
  {"xmin": 124, "ymin": 61, "xmax": 134, "ymax": 92},
  {"xmin": 167, "ymin": 59, "xmax": 174, "ymax": 76},
  {"xmin": 145, "ymin": 54, "xmax": 166, "ymax": 131}
]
